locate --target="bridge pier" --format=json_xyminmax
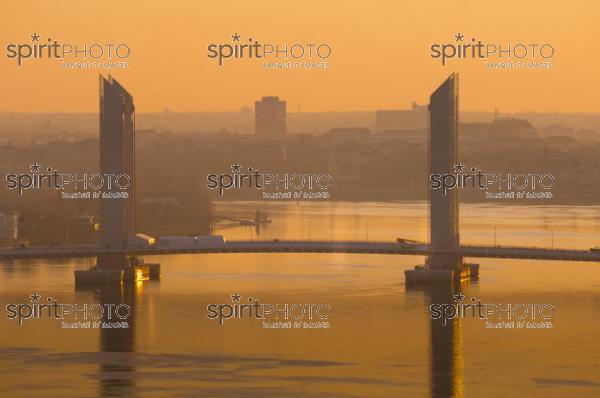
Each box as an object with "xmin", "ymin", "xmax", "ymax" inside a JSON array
[
  {"xmin": 405, "ymin": 263, "xmax": 479, "ymax": 285},
  {"xmin": 74, "ymin": 255, "xmax": 161, "ymax": 287},
  {"xmin": 74, "ymin": 268, "xmax": 124, "ymax": 286}
]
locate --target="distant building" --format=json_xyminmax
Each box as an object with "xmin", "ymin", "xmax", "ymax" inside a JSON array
[
  {"xmin": 537, "ymin": 124, "xmax": 574, "ymax": 138},
  {"xmin": 327, "ymin": 128, "xmax": 369, "ymax": 181},
  {"xmin": 65, "ymin": 215, "xmax": 97, "ymax": 245},
  {"xmin": 0, "ymin": 211, "xmax": 19, "ymax": 242},
  {"xmin": 461, "ymin": 118, "xmax": 537, "ymax": 141},
  {"xmin": 327, "ymin": 127, "xmax": 371, "ymax": 150},
  {"xmin": 542, "ymin": 135, "xmax": 579, "ymax": 151},
  {"xmin": 99, "ymin": 75, "xmax": 135, "ymax": 250},
  {"xmin": 328, "ymin": 127, "xmax": 371, "ymax": 139},
  {"xmin": 255, "ymin": 96, "xmax": 286, "ymax": 136},
  {"xmin": 375, "ymin": 102, "xmax": 428, "ymax": 133}
]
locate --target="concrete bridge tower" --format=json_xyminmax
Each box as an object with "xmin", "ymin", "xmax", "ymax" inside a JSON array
[
  {"xmin": 428, "ymin": 73, "xmax": 461, "ymax": 270},
  {"xmin": 405, "ymin": 73, "xmax": 478, "ymax": 284},
  {"xmin": 76, "ymin": 76, "xmax": 160, "ymax": 285},
  {"xmin": 96, "ymin": 75, "xmax": 136, "ymax": 270}
]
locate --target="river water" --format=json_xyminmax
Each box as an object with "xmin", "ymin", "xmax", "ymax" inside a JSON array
[{"xmin": 1, "ymin": 201, "xmax": 599, "ymax": 397}]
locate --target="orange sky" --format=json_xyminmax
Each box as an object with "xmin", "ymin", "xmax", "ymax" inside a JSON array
[{"xmin": 1, "ymin": 0, "xmax": 599, "ymax": 113}]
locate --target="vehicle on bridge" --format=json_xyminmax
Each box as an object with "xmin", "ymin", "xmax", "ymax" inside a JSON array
[
  {"xmin": 128, "ymin": 233, "xmax": 157, "ymax": 248},
  {"xmin": 156, "ymin": 235, "xmax": 225, "ymax": 249},
  {"xmin": 396, "ymin": 238, "xmax": 421, "ymax": 245}
]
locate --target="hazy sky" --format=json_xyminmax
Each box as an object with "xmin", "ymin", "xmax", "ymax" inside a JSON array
[{"xmin": 1, "ymin": 0, "xmax": 598, "ymax": 113}]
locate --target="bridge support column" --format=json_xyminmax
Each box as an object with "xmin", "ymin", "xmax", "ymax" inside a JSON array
[
  {"xmin": 75, "ymin": 268, "xmax": 124, "ymax": 286},
  {"xmin": 405, "ymin": 262, "xmax": 478, "ymax": 285},
  {"xmin": 97, "ymin": 253, "xmax": 130, "ymax": 269},
  {"xmin": 74, "ymin": 255, "xmax": 161, "ymax": 287}
]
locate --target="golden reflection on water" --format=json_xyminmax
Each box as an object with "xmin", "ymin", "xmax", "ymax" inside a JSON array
[
  {"xmin": 0, "ymin": 201, "xmax": 599, "ymax": 397},
  {"xmin": 424, "ymin": 285, "xmax": 465, "ymax": 398}
]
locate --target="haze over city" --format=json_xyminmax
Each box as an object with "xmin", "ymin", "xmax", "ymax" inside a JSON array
[
  {"xmin": 1, "ymin": 2, "xmax": 599, "ymax": 398},
  {"xmin": 1, "ymin": 0, "xmax": 600, "ymax": 113}
]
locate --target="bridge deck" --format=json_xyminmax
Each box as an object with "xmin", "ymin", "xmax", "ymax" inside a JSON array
[{"xmin": 1, "ymin": 240, "xmax": 599, "ymax": 262}]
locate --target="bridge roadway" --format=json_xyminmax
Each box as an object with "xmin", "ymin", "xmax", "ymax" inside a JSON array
[{"xmin": 1, "ymin": 240, "xmax": 599, "ymax": 262}]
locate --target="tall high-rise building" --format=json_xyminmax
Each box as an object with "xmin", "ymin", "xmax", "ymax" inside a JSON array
[
  {"xmin": 255, "ymin": 96, "xmax": 286, "ymax": 136},
  {"xmin": 428, "ymin": 73, "xmax": 460, "ymax": 270},
  {"xmin": 99, "ymin": 75, "xmax": 135, "ymax": 251}
]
